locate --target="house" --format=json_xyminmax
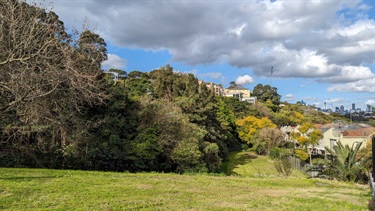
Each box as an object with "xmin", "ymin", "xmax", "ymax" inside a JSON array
[
  {"xmin": 340, "ymin": 127, "xmax": 375, "ymax": 148},
  {"xmin": 318, "ymin": 126, "xmax": 375, "ymax": 153},
  {"xmin": 206, "ymin": 82, "xmax": 224, "ymax": 96},
  {"xmin": 224, "ymin": 87, "xmax": 250, "ymax": 98},
  {"xmin": 241, "ymin": 97, "xmax": 257, "ymax": 104},
  {"xmin": 224, "ymin": 87, "xmax": 254, "ymax": 103},
  {"xmin": 198, "ymin": 81, "xmax": 224, "ymax": 96},
  {"xmin": 104, "ymin": 71, "xmax": 119, "ymax": 81}
]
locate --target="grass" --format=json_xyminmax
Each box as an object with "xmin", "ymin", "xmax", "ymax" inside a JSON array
[
  {"xmin": 225, "ymin": 151, "xmax": 306, "ymax": 178},
  {"xmin": 0, "ymin": 167, "xmax": 372, "ymax": 210}
]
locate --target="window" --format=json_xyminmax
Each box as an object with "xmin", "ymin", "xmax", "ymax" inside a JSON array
[{"xmin": 330, "ymin": 139, "xmax": 336, "ymax": 150}]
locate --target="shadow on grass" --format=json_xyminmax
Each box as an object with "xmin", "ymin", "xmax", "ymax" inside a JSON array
[
  {"xmin": 0, "ymin": 176, "xmax": 56, "ymax": 181},
  {"xmin": 223, "ymin": 151, "xmax": 258, "ymax": 175},
  {"xmin": 368, "ymin": 199, "xmax": 375, "ymax": 211}
]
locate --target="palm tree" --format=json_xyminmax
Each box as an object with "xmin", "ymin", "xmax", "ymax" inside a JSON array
[{"xmin": 323, "ymin": 141, "xmax": 367, "ymax": 182}]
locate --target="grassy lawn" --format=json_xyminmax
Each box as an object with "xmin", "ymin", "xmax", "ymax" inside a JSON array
[
  {"xmin": 0, "ymin": 167, "xmax": 371, "ymax": 210},
  {"xmin": 225, "ymin": 151, "xmax": 306, "ymax": 178}
]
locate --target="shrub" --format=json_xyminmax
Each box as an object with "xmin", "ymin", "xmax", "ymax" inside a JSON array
[
  {"xmin": 295, "ymin": 149, "xmax": 308, "ymax": 161},
  {"xmin": 270, "ymin": 147, "xmax": 293, "ymax": 160},
  {"xmin": 269, "ymin": 147, "xmax": 282, "ymax": 159},
  {"xmin": 274, "ymin": 156, "xmax": 292, "ymax": 176}
]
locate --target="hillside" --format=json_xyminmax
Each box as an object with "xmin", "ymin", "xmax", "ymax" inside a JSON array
[
  {"xmin": 224, "ymin": 151, "xmax": 306, "ymax": 178},
  {"xmin": 0, "ymin": 168, "xmax": 371, "ymax": 210}
]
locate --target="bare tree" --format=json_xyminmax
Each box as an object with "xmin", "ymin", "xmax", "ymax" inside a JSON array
[
  {"xmin": 258, "ymin": 127, "xmax": 283, "ymax": 154},
  {"xmin": 0, "ymin": 0, "xmax": 107, "ymax": 147}
]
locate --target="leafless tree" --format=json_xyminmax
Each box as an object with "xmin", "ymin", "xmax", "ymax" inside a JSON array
[
  {"xmin": 0, "ymin": 0, "xmax": 107, "ymax": 147},
  {"xmin": 258, "ymin": 127, "xmax": 283, "ymax": 154}
]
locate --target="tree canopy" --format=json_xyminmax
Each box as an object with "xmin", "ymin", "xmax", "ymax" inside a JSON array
[{"xmin": 252, "ymin": 84, "xmax": 281, "ymax": 105}]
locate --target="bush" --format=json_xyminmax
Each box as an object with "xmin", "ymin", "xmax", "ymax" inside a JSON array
[
  {"xmin": 241, "ymin": 144, "xmax": 249, "ymax": 151},
  {"xmin": 274, "ymin": 156, "xmax": 292, "ymax": 176},
  {"xmin": 270, "ymin": 147, "xmax": 293, "ymax": 160},
  {"xmin": 269, "ymin": 147, "xmax": 282, "ymax": 159},
  {"xmin": 295, "ymin": 149, "xmax": 308, "ymax": 161}
]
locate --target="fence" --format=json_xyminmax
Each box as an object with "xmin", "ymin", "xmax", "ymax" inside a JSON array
[
  {"xmin": 288, "ymin": 156, "xmax": 321, "ymax": 177},
  {"xmin": 289, "ymin": 156, "xmax": 309, "ymax": 171}
]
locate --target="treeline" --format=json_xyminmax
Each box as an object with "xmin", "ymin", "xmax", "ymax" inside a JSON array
[{"xmin": 0, "ymin": 0, "xmax": 336, "ymax": 173}]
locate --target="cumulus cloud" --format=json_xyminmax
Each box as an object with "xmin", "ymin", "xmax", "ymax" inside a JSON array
[
  {"xmin": 284, "ymin": 94, "xmax": 295, "ymax": 101},
  {"xmin": 236, "ymin": 75, "xmax": 254, "ymax": 85},
  {"xmin": 43, "ymin": 0, "xmax": 374, "ymax": 89},
  {"xmin": 366, "ymin": 99, "xmax": 375, "ymax": 106},
  {"xmin": 101, "ymin": 54, "xmax": 127, "ymax": 70},
  {"xmin": 327, "ymin": 77, "xmax": 375, "ymax": 92}
]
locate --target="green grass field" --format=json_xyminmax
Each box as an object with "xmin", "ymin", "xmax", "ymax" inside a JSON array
[
  {"xmin": 225, "ymin": 151, "xmax": 306, "ymax": 178},
  {"xmin": 0, "ymin": 167, "xmax": 371, "ymax": 210}
]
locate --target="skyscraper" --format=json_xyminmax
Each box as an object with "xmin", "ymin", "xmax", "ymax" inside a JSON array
[
  {"xmin": 340, "ymin": 105, "xmax": 344, "ymax": 113},
  {"xmin": 352, "ymin": 103, "xmax": 355, "ymax": 110}
]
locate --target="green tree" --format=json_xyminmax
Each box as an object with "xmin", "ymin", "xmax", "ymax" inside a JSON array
[
  {"xmin": 296, "ymin": 122, "xmax": 322, "ymax": 165},
  {"xmin": 317, "ymin": 141, "xmax": 367, "ymax": 182},
  {"xmin": 150, "ymin": 65, "xmax": 241, "ymax": 170},
  {"xmin": 150, "ymin": 64, "xmax": 175, "ymax": 102},
  {"xmin": 228, "ymin": 81, "xmax": 239, "ymax": 89},
  {"xmin": 272, "ymin": 105, "xmax": 305, "ymax": 127},
  {"xmin": 78, "ymin": 30, "xmax": 107, "ymax": 68},
  {"xmin": 125, "ymin": 70, "xmax": 152, "ymax": 99},
  {"xmin": 136, "ymin": 97, "xmax": 207, "ymax": 173},
  {"xmin": 252, "ymin": 84, "xmax": 281, "ymax": 105}
]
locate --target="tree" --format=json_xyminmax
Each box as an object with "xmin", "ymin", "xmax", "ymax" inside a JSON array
[
  {"xmin": 236, "ymin": 116, "xmax": 277, "ymax": 154},
  {"xmin": 296, "ymin": 122, "xmax": 322, "ymax": 165},
  {"xmin": 258, "ymin": 127, "xmax": 283, "ymax": 155},
  {"xmin": 317, "ymin": 141, "xmax": 367, "ymax": 182},
  {"xmin": 135, "ymin": 97, "xmax": 207, "ymax": 173},
  {"xmin": 252, "ymin": 84, "xmax": 281, "ymax": 105},
  {"xmin": 78, "ymin": 30, "xmax": 107, "ymax": 69},
  {"xmin": 228, "ymin": 81, "xmax": 239, "ymax": 89},
  {"xmin": 0, "ymin": 0, "xmax": 107, "ymax": 166},
  {"xmin": 150, "ymin": 65, "xmax": 175, "ymax": 102},
  {"xmin": 150, "ymin": 65, "xmax": 242, "ymax": 167},
  {"xmin": 272, "ymin": 105, "xmax": 305, "ymax": 127},
  {"xmin": 125, "ymin": 70, "xmax": 152, "ymax": 99}
]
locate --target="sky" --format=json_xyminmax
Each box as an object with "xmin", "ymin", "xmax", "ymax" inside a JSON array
[{"xmin": 33, "ymin": 0, "xmax": 374, "ymax": 110}]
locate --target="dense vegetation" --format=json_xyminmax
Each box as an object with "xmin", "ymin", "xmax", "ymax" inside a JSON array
[{"xmin": 0, "ymin": 0, "xmax": 373, "ymax": 184}]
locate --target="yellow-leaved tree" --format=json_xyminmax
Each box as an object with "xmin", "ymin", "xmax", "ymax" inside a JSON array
[
  {"xmin": 236, "ymin": 116, "xmax": 278, "ymax": 154},
  {"xmin": 297, "ymin": 122, "xmax": 323, "ymax": 165}
]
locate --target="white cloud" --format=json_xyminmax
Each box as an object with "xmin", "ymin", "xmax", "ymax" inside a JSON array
[
  {"xmin": 327, "ymin": 77, "xmax": 375, "ymax": 92},
  {"xmin": 318, "ymin": 65, "xmax": 374, "ymax": 83},
  {"xmin": 366, "ymin": 99, "xmax": 375, "ymax": 106},
  {"xmin": 236, "ymin": 75, "xmax": 254, "ymax": 85},
  {"xmin": 357, "ymin": 4, "xmax": 372, "ymax": 11},
  {"xmin": 325, "ymin": 98, "xmax": 344, "ymax": 103},
  {"xmin": 284, "ymin": 94, "xmax": 295, "ymax": 101},
  {"xmin": 101, "ymin": 54, "xmax": 127, "ymax": 70},
  {"xmin": 199, "ymin": 72, "xmax": 222, "ymax": 79},
  {"xmin": 44, "ymin": 0, "xmax": 374, "ymax": 89}
]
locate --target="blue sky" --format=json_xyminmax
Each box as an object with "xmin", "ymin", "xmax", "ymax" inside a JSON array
[{"xmin": 36, "ymin": 0, "xmax": 374, "ymax": 110}]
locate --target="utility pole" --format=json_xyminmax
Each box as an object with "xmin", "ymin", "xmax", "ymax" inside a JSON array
[{"xmin": 270, "ymin": 66, "xmax": 273, "ymax": 86}]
